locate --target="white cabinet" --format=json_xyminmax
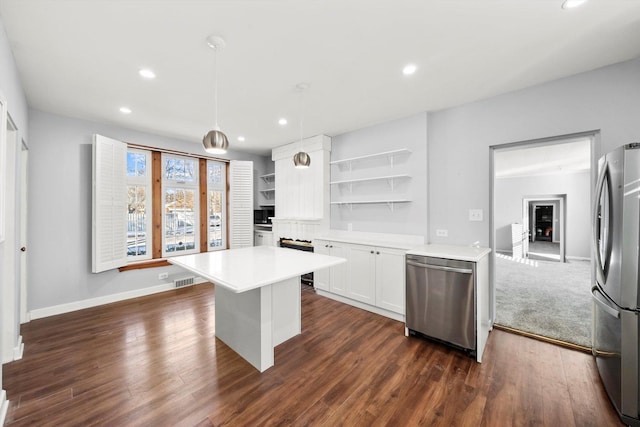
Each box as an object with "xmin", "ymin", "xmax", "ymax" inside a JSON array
[
  {"xmin": 314, "ymin": 240, "xmax": 347, "ymax": 294},
  {"xmin": 375, "ymin": 247, "xmax": 407, "ymax": 314},
  {"xmin": 313, "ymin": 238, "xmax": 411, "ymax": 320},
  {"xmin": 254, "ymin": 228, "xmax": 273, "ymax": 246}
]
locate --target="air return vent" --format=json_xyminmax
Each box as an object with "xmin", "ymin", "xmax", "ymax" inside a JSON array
[{"xmin": 174, "ymin": 276, "xmax": 195, "ymax": 288}]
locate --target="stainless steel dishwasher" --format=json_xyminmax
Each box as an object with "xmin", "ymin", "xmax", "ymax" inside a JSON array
[{"xmin": 405, "ymin": 254, "xmax": 476, "ymax": 353}]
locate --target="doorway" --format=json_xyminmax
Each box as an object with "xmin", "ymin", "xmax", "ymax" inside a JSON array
[
  {"xmin": 522, "ymin": 196, "xmax": 566, "ymax": 262},
  {"xmin": 490, "ymin": 133, "xmax": 594, "ymax": 347}
]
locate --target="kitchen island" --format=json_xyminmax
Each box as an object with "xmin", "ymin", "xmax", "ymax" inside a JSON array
[{"xmin": 169, "ymin": 246, "xmax": 345, "ymax": 372}]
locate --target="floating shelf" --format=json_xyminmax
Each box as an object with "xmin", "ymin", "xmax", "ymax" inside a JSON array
[
  {"xmin": 330, "ymin": 148, "xmax": 411, "ymax": 167},
  {"xmin": 330, "ymin": 174, "xmax": 411, "ymax": 191},
  {"xmin": 260, "ymin": 203, "xmax": 275, "ymax": 207},
  {"xmin": 260, "ymin": 173, "xmax": 275, "ymax": 179},
  {"xmin": 330, "ymin": 199, "xmax": 411, "ymax": 212}
]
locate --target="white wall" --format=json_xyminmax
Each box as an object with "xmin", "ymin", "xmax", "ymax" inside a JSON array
[
  {"xmin": 494, "ymin": 171, "xmax": 591, "ymax": 258},
  {"xmin": 428, "ymin": 57, "xmax": 640, "ymax": 247},
  {"xmin": 27, "ymin": 109, "xmax": 269, "ymax": 313},
  {"xmin": 0, "ymin": 16, "xmax": 29, "ymax": 419},
  {"xmin": 330, "ymin": 113, "xmax": 428, "ymax": 237}
]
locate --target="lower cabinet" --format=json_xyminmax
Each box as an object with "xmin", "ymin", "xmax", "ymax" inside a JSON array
[
  {"xmin": 314, "ymin": 239, "xmax": 407, "ymax": 318},
  {"xmin": 254, "ymin": 230, "xmax": 273, "ymax": 246}
]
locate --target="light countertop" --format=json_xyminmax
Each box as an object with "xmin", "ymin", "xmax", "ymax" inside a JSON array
[
  {"xmin": 169, "ymin": 246, "xmax": 345, "ymax": 293},
  {"xmin": 406, "ymin": 244, "xmax": 491, "ymax": 262},
  {"xmin": 315, "ymin": 231, "xmax": 424, "ymax": 250}
]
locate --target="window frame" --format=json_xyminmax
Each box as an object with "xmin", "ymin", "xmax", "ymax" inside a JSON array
[
  {"xmin": 206, "ymin": 159, "xmax": 228, "ymax": 251},
  {"xmin": 161, "ymin": 152, "xmax": 200, "ymax": 258}
]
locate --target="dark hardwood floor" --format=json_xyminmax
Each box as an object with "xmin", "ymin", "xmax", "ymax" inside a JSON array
[{"xmin": 3, "ymin": 283, "xmax": 622, "ymax": 426}]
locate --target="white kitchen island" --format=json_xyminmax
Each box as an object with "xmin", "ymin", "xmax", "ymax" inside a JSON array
[{"xmin": 168, "ymin": 246, "xmax": 345, "ymax": 372}]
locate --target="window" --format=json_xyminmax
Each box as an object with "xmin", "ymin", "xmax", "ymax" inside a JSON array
[
  {"xmin": 162, "ymin": 153, "xmax": 199, "ymax": 257},
  {"xmin": 126, "ymin": 149, "xmax": 152, "ymax": 260},
  {"xmin": 207, "ymin": 160, "xmax": 227, "ymax": 250},
  {"xmin": 93, "ymin": 134, "xmax": 252, "ymax": 272}
]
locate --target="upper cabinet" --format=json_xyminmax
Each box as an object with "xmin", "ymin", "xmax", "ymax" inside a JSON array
[{"xmin": 271, "ymin": 135, "xmax": 331, "ymax": 220}]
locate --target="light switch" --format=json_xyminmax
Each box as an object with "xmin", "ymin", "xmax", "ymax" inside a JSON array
[{"xmin": 469, "ymin": 209, "xmax": 483, "ymax": 222}]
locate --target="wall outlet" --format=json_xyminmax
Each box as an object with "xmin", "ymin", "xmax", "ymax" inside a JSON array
[
  {"xmin": 469, "ymin": 209, "xmax": 483, "ymax": 222},
  {"xmin": 436, "ymin": 229, "xmax": 448, "ymax": 237},
  {"xmin": 158, "ymin": 272, "xmax": 169, "ymax": 280}
]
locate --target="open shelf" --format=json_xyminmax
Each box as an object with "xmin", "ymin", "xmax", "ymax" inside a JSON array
[
  {"xmin": 330, "ymin": 174, "xmax": 410, "ymax": 186},
  {"xmin": 330, "ymin": 148, "xmax": 411, "ymax": 166},
  {"xmin": 330, "ymin": 199, "xmax": 411, "ymax": 212}
]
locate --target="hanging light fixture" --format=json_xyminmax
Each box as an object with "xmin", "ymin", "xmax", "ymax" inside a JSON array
[
  {"xmin": 203, "ymin": 35, "xmax": 229, "ymax": 155},
  {"xmin": 293, "ymin": 83, "xmax": 311, "ymax": 168}
]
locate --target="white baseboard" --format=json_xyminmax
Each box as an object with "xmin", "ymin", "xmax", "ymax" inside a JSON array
[
  {"xmin": 29, "ymin": 278, "xmax": 208, "ymax": 320},
  {"xmin": 566, "ymin": 255, "xmax": 590, "ymax": 261},
  {"xmin": 13, "ymin": 335, "xmax": 23, "ymax": 360},
  {"xmin": 315, "ymin": 289, "xmax": 405, "ymax": 323},
  {"xmin": 0, "ymin": 390, "xmax": 8, "ymax": 427}
]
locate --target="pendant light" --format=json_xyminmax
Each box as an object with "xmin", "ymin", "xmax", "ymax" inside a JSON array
[
  {"xmin": 203, "ymin": 35, "xmax": 229, "ymax": 155},
  {"xmin": 293, "ymin": 83, "xmax": 311, "ymax": 168}
]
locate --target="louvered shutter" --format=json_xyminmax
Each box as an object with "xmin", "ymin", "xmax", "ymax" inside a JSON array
[
  {"xmin": 228, "ymin": 160, "xmax": 254, "ymax": 248},
  {"xmin": 92, "ymin": 134, "xmax": 127, "ymax": 272}
]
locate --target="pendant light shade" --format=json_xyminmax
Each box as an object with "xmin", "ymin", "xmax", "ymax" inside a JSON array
[
  {"xmin": 293, "ymin": 151, "xmax": 311, "ymax": 168},
  {"xmin": 203, "ymin": 128, "xmax": 229, "ymax": 154},
  {"xmin": 292, "ymin": 83, "xmax": 310, "ymax": 168},
  {"xmin": 203, "ymin": 35, "xmax": 229, "ymax": 155}
]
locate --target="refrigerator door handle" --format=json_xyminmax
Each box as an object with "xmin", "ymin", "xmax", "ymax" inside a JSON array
[
  {"xmin": 593, "ymin": 161, "xmax": 612, "ymax": 281},
  {"xmin": 592, "ymin": 287, "xmax": 620, "ymax": 319}
]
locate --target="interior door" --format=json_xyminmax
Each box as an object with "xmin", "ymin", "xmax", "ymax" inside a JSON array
[{"xmin": 19, "ymin": 141, "xmax": 28, "ymax": 323}]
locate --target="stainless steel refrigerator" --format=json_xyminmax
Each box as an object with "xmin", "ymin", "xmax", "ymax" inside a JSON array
[{"xmin": 593, "ymin": 142, "xmax": 640, "ymax": 426}]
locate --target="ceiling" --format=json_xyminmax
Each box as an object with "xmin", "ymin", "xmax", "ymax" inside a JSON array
[{"xmin": 1, "ymin": 1, "xmax": 640, "ymax": 156}]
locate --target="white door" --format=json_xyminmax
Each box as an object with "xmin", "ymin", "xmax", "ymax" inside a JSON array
[
  {"xmin": 19, "ymin": 142, "xmax": 28, "ymax": 323},
  {"xmin": 346, "ymin": 243, "xmax": 375, "ymax": 304},
  {"xmin": 375, "ymin": 247, "xmax": 406, "ymax": 314}
]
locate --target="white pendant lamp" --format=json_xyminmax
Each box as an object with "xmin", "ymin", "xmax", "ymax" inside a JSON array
[
  {"xmin": 203, "ymin": 35, "xmax": 229, "ymax": 155},
  {"xmin": 293, "ymin": 83, "xmax": 311, "ymax": 168}
]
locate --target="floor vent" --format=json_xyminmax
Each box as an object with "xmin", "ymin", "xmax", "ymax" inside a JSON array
[{"xmin": 174, "ymin": 276, "xmax": 195, "ymax": 288}]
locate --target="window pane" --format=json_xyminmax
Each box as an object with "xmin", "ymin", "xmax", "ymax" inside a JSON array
[
  {"xmin": 164, "ymin": 188, "xmax": 196, "ymax": 252},
  {"xmin": 208, "ymin": 162, "xmax": 223, "ymax": 185},
  {"xmin": 164, "ymin": 157, "xmax": 196, "ymax": 182},
  {"xmin": 127, "ymin": 152, "xmax": 146, "ymax": 177},
  {"xmin": 127, "ymin": 185, "xmax": 147, "ymax": 256},
  {"xmin": 208, "ymin": 190, "xmax": 223, "ymax": 248}
]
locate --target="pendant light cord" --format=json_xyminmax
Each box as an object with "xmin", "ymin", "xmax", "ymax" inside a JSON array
[{"xmin": 213, "ymin": 46, "xmax": 219, "ymax": 130}]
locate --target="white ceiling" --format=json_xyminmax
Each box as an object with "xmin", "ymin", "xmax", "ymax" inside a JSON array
[{"xmin": 2, "ymin": 1, "xmax": 640, "ymax": 156}]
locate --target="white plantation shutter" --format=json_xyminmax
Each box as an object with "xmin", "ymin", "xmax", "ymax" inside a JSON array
[
  {"xmin": 92, "ymin": 134, "xmax": 127, "ymax": 273},
  {"xmin": 228, "ymin": 160, "xmax": 253, "ymax": 248}
]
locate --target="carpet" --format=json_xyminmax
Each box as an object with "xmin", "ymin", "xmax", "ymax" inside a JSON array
[{"xmin": 494, "ymin": 253, "xmax": 591, "ymax": 347}]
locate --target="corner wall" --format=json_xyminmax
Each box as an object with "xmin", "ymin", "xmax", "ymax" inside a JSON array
[
  {"xmin": 27, "ymin": 109, "xmax": 269, "ymax": 314},
  {"xmin": 428, "ymin": 57, "xmax": 640, "ymax": 247}
]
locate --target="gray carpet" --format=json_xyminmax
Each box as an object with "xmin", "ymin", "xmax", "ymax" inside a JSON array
[{"xmin": 494, "ymin": 253, "xmax": 591, "ymax": 347}]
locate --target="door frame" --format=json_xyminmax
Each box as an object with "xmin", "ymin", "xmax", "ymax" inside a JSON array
[
  {"xmin": 489, "ymin": 130, "xmax": 599, "ymax": 325},
  {"xmin": 522, "ymin": 195, "xmax": 566, "ymax": 262}
]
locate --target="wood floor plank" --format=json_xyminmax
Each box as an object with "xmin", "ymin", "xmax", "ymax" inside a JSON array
[{"xmin": 2, "ymin": 283, "xmax": 626, "ymax": 426}]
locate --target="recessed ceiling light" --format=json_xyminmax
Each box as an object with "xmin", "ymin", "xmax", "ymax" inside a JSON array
[
  {"xmin": 237, "ymin": 136, "xmax": 245, "ymax": 142},
  {"xmin": 561, "ymin": 0, "xmax": 587, "ymax": 9},
  {"xmin": 403, "ymin": 63, "xmax": 417, "ymax": 76},
  {"xmin": 278, "ymin": 118, "xmax": 288, "ymax": 125},
  {"xmin": 119, "ymin": 107, "xmax": 132, "ymax": 114},
  {"xmin": 139, "ymin": 68, "xmax": 156, "ymax": 79}
]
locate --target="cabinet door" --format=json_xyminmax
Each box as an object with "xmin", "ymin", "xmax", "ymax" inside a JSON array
[
  {"xmin": 329, "ymin": 243, "xmax": 349, "ymax": 296},
  {"xmin": 314, "ymin": 240, "xmax": 331, "ymax": 291},
  {"xmin": 375, "ymin": 247, "xmax": 406, "ymax": 314},
  {"xmin": 254, "ymin": 232, "xmax": 263, "ymax": 246},
  {"xmin": 346, "ymin": 243, "xmax": 376, "ymax": 304}
]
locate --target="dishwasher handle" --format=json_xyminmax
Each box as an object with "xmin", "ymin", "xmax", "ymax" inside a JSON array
[{"xmin": 406, "ymin": 260, "xmax": 472, "ymax": 274}]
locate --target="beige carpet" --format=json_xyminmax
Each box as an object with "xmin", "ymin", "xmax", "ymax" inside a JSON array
[{"xmin": 494, "ymin": 253, "xmax": 591, "ymax": 347}]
